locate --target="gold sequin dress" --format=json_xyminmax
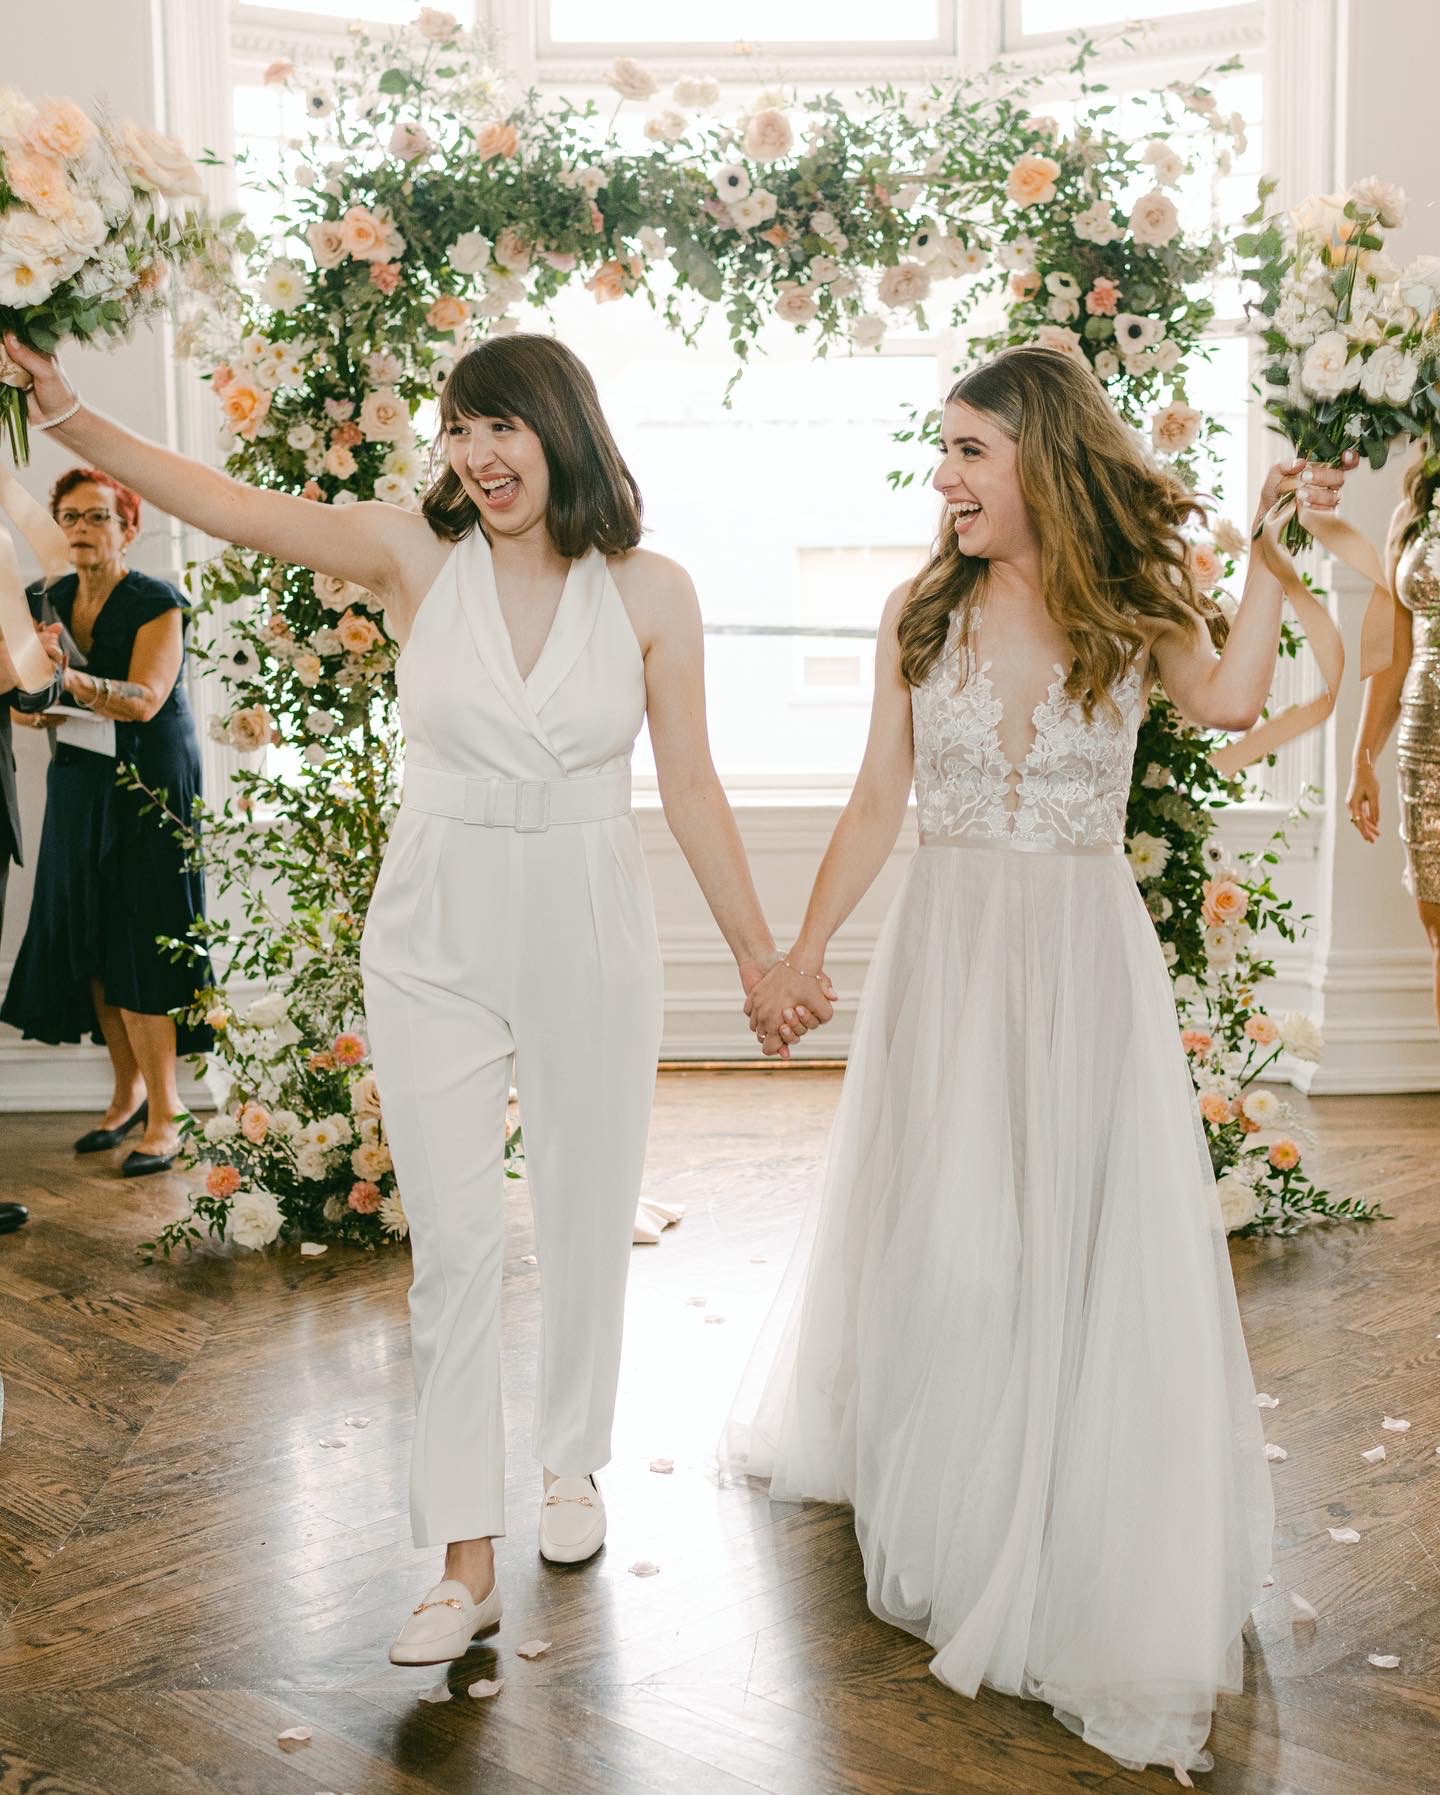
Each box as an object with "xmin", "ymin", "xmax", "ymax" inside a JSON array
[{"xmin": 1396, "ymin": 533, "xmax": 1440, "ymax": 904}]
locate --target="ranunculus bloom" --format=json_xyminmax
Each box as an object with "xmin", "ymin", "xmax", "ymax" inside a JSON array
[
  {"xmin": 1198, "ymin": 1092, "xmax": 1232, "ymax": 1127},
  {"xmin": 1268, "ymin": 1139, "xmax": 1301, "ymax": 1171},
  {"xmin": 476, "ymin": 121, "xmax": 519, "ymax": 161},
  {"xmin": 426, "ymin": 293, "xmax": 469, "ymax": 332},
  {"xmin": 349, "ymin": 1180, "xmax": 383, "ymax": 1214},
  {"xmin": 1181, "ymin": 1028, "xmax": 1214, "ymax": 1056},
  {"xmin": 369, "ymin": 260, "xmax": 402, "ymax": 294},
  {"xmin": 206, "ymin": 1163, "xmax": 242, "ymax": 1200},
  {"xmin": 333, "ymin": 1031, "xmax": 366, "ymax": 1066},
  {"xmin": 1244, "ymin": 1013, "xmax": 1281, "ymax": 1047},
  {"xmin": 239, "ymin": 1102, "xmax": 271, "ymax": 1144},
  {"xmin": 1005, "ymin": 153, "xmax": 1061, "ymax": 208}
]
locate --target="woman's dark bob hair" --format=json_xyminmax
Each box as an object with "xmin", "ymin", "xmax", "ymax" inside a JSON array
[{"xmin": 421, "ymin": 333, "xmax": 643, "ymax": 557}]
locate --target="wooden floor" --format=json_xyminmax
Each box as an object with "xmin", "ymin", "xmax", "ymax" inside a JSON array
[{"xmin": 1, "ymin": 1074, "xmax": 1438, "ymax": 1795}]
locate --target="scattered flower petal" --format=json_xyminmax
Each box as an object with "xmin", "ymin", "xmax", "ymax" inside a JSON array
[
  {"xmin": 1328, "ymin": 1527, "xmax": 1361, "ymax": 1543},
  {"xmin": 1262, "ymin": 1574, "xmax": 1275, "ymax": 1588},
  {"xmin": 1290, "ymin": 1592, "xmax": 1319, "ymax": 1622},
  {"xmin": 318, "ymin": 1436, "xmax": 347, "ymax": 1449},
  {"xmin": 1255, "ymin": 1393, "xmax": 1279, "ymax": 1408},
  {"xmin": 521, "ymin": 1254, "xmax": 537, "ymax": 1265},
  {"xmin": 1368, "ymin": 1653, "xmax": 1401, "ymax": 1669},
  {"xmin": 516, "ymin": 1639, "xmax": 552, "ymax": 1659},
  {"xmin": 468, "ymin": 1677, "xmax": 504, "ymax": 1698},
  {"xmin": 649, "ymin": 1458, "xmax": 674, "ymax": 1474},
  {"xmin": 704, "ymin": 1313, "xmax": 726, "ymax": 1325},
  {"xmin": 418, "ymin": 1680, "xmax": 452, "ymax": 1703},
  {"xmin": 1265, "ymin": 1443, "xmax": 1288, "ymax": 1462},
  {"xmin": 1362, "ymin": 1445, "xmax": 1387, "ymax": 1464},
  {"xmin": 276, "ymin": 1726, "xmax": 311, "ymax": 1750},
  {"xmin": 750, "ymin": 1254, "xmax": 767, "ymax": 1263},
  {"xmin": 345, "ymin": 1415, "xmax": 369, "ymax": 1429},
  {"xmin": 1172, "ymin": 1767, "xmax": 1195, "ymax": 1789},
  {"xmin": 1382, "ymin": 1416, "xmax": 1411, "ymax": 1432},
  {"xmin": 686, "ymin": 1295, "xmax": 707, "ymax": 1307},
  {"xmin": 300, "ymin": 1241, "xmax": 327, "ymax": 1256},
  {"xmin": 628, "ymin": 1560, "xmax": 661, "ymax": 1577}
]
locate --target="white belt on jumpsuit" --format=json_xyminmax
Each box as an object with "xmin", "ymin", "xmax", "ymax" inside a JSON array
[{"xmin": 400, "ymin": 764, "xmax": 632, "ymax": 832}]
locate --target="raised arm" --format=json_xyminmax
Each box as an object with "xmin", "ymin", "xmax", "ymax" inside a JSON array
[
  {"xmin": 746, "ymin": 582, "xmax": 916, "ymax": 1053},
  {"xmin": 1151, "ymin": 452, "xmax": 1355, "ymax": 733},
  {"xmin": 3, "ymin": 334, "xmax": 441, "ymax": 620}
]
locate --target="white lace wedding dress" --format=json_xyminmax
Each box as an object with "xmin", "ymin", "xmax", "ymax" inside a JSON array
[{"xmin": 723, "ymin": 626, "xmax": 1274, "ymax": 1777}]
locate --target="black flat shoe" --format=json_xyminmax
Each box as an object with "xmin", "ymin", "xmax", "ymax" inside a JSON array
[
  {"xmin": 0, "ymin": 1203, "xmax": 29, "ymax": 1233},
  {"xmin": 74, "ymin": 1102, "xmax": 148, "ymax": 1154},
  {"xmin": 120, "ymin": 1147, "xmax": 179, "ymax": 1179}
]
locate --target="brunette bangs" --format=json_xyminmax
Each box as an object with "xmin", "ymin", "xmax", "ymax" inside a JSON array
[{"xmin": 421, "ymin": 333, "xmax": 643, "ymax": 557}]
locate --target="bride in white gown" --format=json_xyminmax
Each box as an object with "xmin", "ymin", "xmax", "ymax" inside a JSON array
[{"xmin": 729, "ymin": 346, "xmax": 1352, "ymax": 1779}]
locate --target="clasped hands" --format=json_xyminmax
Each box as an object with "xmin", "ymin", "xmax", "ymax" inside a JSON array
[
  {"xmin": 740, "ymin": 953, "xmax": 838, "ymax": 1059},
  {"xmin": 5, "ymin": 621, "xmax": 65, "ymax": 728}
]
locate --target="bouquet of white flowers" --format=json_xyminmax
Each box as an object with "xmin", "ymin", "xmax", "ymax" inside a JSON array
[
  {"xmin": 0, "ymin": 85, "xmax": 229, "ymax": 460},
  {"xmin": 1243, "ymin": 174, "xmax": 1433, "ymax": 549}
]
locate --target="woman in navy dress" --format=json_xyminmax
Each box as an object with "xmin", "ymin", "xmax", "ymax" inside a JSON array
[{"xmin": 2, "ymin": 468, "xmax": 213, "ymax": 1175}]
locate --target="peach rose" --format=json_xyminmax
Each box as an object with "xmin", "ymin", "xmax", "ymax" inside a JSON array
[
  {"xmin": 1151, "ymin": 402, "xmax": 1203, "ymax": 457},
  {"xmin": 333, "ymin": 1031, "xmax": 366, "ymax": 1066},
  {"xmin": 5, "ymin": 151, "xmax": 73, "ymax": 218},
  {"xmin": 308, "ymin": 1050, "xmax": 336, "ymax": 1073},
  {"xmin": 210, "ymin": 362, "xmax": 235, "ymax": 392},
  {"xmin": 1128, "ymin": 190, "xmax": 1180, "ymax": 247},
  {"xmin": 339, "ymin": 205, "xmax": 387, "ymax": 261},
  {"xmin": 227, "ymin": 705, "xmax": 272, "ymax": 752},
  {"xmin": 307, "ymin": 220, "xmax": 346, "ymax": 268},
  {"xmin": 1202, "ymin": 878, "xmax": 1248, "ymax": 927},
  {"xmin": 348, "ymin": 1180, "xmax": 383, "ymax": 1214},
  {"xmin": 1188, "ymin": 543, "xmax": 1222, "ymax": 590},
  {"xmin": 351, "ymin": 1139, "xmax": 393, "ymax": 1180},
  {"xmin": 1005, "ymin": 153, "xmax": 1061, "ymax": 208},
  {"xmin": 323, "ymin": 443, "xmax": 357, "ymax": 480},
  {"xmin": 263, "ymin": 59, "xmax": 294, "ymax": 85},
  {"xmin": 1035, "ymin": 324, "xmax": 1085, "ymax": 361},
  {"xmin": 239, "ymin": 1102, "xmax": 271, "ymax": 1144},
  {"xmin": 586, "ymin": 260, "xmax": 628, "ymax": 303},
  {"xmin": 476, "ymin": 121, "xmax": 519, "ymax": 161},
  {"xmin": 1009, "ymin": 270, "xmax": 1042, "ymax": 301},
  {"xmin": 336, "ymin": 610, "xmax": 381, "ymax": 654},
  {"xmin": 206, "ymin": 1163, "xmax": 242, "ymax": 1200},
  {"xmin": 120, "ymin": 121, "xmax": 203, "ymax": 198},
  {"xmin": 25, "ymin": 100, "xmax": 94, "ymax": 162},
  {"xmin": 493, "ymin": 227, "xmax": 531, "ymax": 273},
  {"xmin": 219, "ymin": 382, "xmax": 270, "ymax": 440},
  {"xmin": 425, "ymin": 293, "xmax": 470, "ymax": 333},
  {"xmin": 1268, "ymin": 1139, "xmax": 1301, "ymax": 1171},
  {"xmin": 1244, "ymin": 1013, "xmax": 1281, "ymax": 1047},
  {"xmin": 742, "ymin": 108, "xmax": 793, "ymax": 163},
  {"xmin": 369, "ymin": 260, "xmax": 402, "ymax": 294},
  {"xmin": 331, "ymin": 420, "xmax": 363, "ymax": 448},
  {"xmin": 1198, "ymin": 1092, "xmax": 1232, "ymax": 1127},
  {"xmin": 1181, "ymin": 1028, "xmax": 1214, "ymax": 1056},
  {"xmin": 416, "ymin": 7, "xmax": 460, "ymax": 41},
  {"xmin": 877, "ymin": 262, "xmax": 931, "ymax": 310},
  {"xmin": 358, "ymin": 387, "xmax": 411, "ymax": 442},
  {"xmin": 350, "ymin": 1072, "xmax": 383, "ymax": 1118},
  {"xmin": 774, "ymin": 282, "xmax": 819, "ymax": 325}
]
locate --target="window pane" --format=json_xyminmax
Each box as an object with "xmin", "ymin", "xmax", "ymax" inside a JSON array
[
  {"xmin": 1019, "ymin": 0, "xmax": 1234, "ymax": 31},
  {"xmin": 236, "ymin": 0, "xmax": 475, "ymax": 21},
  {"xmin": 545, "ymin": 0, "xmax": 942, "ymax": 44}
]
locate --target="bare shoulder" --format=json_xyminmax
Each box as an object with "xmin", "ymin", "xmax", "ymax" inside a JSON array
[{"xmin": 608, "ymin": 546, "xmax": 697, "ymax": 604}]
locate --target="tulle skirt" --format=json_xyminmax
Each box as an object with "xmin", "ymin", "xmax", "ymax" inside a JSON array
[{"xmin": 722, "ymin": 837, "xmax": 1273, "ymax": 1776}]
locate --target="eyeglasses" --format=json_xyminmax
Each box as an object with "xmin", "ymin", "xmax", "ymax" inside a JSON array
[{"xmin": 56, "ymin": 508, "xmax": 116, "ymax": 529}]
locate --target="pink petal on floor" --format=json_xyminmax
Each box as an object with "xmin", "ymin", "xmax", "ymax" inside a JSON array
[
  {"xmin": 1382, "ymin": 1416, "xmax": 1411, "ymax": 1432},
  {"xmin": 628, "ymin": 1560, "xmax": 660, "ymax": 1577},
  {"xmin": 516, "ymin": 1639, "xmax": 552, "ymax": 1659},
  {"xmin": 317, "ymin": 1437, "xmax": 347, "ymax": 1449},
  {"xmin": 417, "ymin": 1680, "xmax": 451, "ymax": 1703},
  {"xmin": 685, "ymin": 1295, "xmax": 707, "ymax": 1307},
  {"xmin": 750, "ymin": 1255, "xmax": 767, "ymax": 1264},
  {"xmin": 468, "ymin": 1678, "xmax": 504, "ymax": 1698},
  {"xmin": 649, "ymin": 1458, "xmax": 674, "ymax": 1474},
  {"xmin": 1255, "ymin": 1393, "xmax": 1279, "ymax": 1408},
  {"xmin": 1290, "ymin": 1593, "xmax": 1319, "ymax": 1623},
  {"xmin": 276, "ymin": 1726, "xmax": 311, "ymax": 1750},
  {"xmin": 704, "ymin": 1313, "xmax": 727, "ymax": 1325},
  {"xmin": 1362, "ymin": 1445, "xmax": 1387, "ymax": 1464},
  {"xmin": 1368, "ymin": 1653, "xmax": 1400, "ymax": 1669},
  {"xmin": 1328, "ymin": 1527, "xmax": 1361, "ymax": 1544},
  {"xmin": 521, "ymin": 1254, "xmax": 537, "ymax": 1265},
  {"xmin": 1265, "ymin": 1443, "xmax": 1288, "ymax": 1462},
  {"xmin": 1262, "ymin": 1575, "xmax": 1275, "ymax": 1588},
  {"xmin": 345, "ymin": 1415, "xmax": 369, "ymax": 1429},
  {"xmin": 1172, "ymin": 1766, "xmax": 1195, "ymax": 1788}
]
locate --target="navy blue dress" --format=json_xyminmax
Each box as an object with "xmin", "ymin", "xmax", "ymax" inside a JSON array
[{"xmin": 0, "ymin": 572, "xmax": 215, "ymax": 1052}]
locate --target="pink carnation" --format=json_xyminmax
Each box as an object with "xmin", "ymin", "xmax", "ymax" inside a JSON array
[
  {"xmin": 348, "ymin": 1180, "xmax": 382, "ymax": 1214},
  {"xmin": 206, "ymin": 1163, "xmax": 242, "ymax": 1199}
]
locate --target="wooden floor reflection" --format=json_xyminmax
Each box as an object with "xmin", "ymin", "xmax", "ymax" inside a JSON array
[{"xmin": 1, "ymin": 1072, "xmax": 1438, "ymax": 1794}]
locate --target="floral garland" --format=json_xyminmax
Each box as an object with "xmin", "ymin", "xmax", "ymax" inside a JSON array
[{"xmin": 142, "ymin": 12, "xmax": 1361, "ymax": 1256}]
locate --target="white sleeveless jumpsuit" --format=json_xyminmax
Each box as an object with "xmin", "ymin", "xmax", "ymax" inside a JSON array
[{"xmin": 360, "ymin": 528, "xmax": 663, "ymax": 1548}]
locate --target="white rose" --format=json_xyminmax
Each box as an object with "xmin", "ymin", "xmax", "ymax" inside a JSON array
[
  {"xmin": 448, "ymin": 230, "xmax": 493, "ymax": 275},
  {"xmin": 359, "ymin": 387, "xmax": 412, "ymax": 443},
  {"xmin": 228, "ymin": 1188, "xmax": 284, "ymax": 1250},
  {"xmin": 1141, "ymin": 762, "xmax": 1172, "ymax": 789},
  {"xmin": 1045, "ymin": 295, "xmax": 1079, "ymax": 323},
  {"xmin": 877, "ymin": 262, "xmax": 931, "ymax": 310},
  {"xmin": 1093, "ymin": 349, "xmax": 1120, "ymax": 380},
  {"xmin": 1128, "ymin": 190, "xmax": 1180, "ymax": 247},
  {"xmin": 294, "ymin": 1142, "xmax": 331, "ymax": 1180},
  {"xmin": 1216, "ymin": 1174, "xmax": 1259, "ymax": 1233},
  {"xmin": 1347, "ymin": 175, "xmax": 1406, "ymax": 229},
  {"xmin": 1151, "ymin": 402, "xmax": 1204, "ymax": 456},
  {"xmin": 245, "ymin": 991, "xmax": 289, "ymax": 1028},
  {"xmin": 1072, "ymin": 201, "xmax": 1122, "ymax": 246},
  {"xmin": 1300, "ymin": 330, "xmax": 1360, "ymax": 400},
  {"xmin": 1151, "ymin": 338, "xmax": 1182, "ymax": 373},
  {"xmin": 120, "ymin": 121, "xmax": 204, "ymax": 199},
  {"xmin": 203, "ymin": 1113, "xmax": 239, "ymax": 1145},
  {"xmin": 1034, "ymin": 324, "xmax": 1085, "ymax": 361},
  {"xmin": 672, "ymin": 76, "xmax": 720, "ymax": 109},
  {"xmin": 851, "ymin": 314, "xmax": 886, "ymax": 350},
  {"xmin": 643, "ymin": 109, "xmax": 688, "ymax": 145},
  {"xmin": 604, "ymin": 57, "xmax": 658, "ymax": 102},
  {"xmin": 1359, "ymin": 344, "xmax": 1419, "ymax": 406},
  {"xmin": 287, "ymin": 422, "xmax": 318, "ymax": 451},
  {"xmin": 774, "ymin": 283, "xmax": 819, "ymax": 325},
  {"xmin": 1278, "ymin": 1011, "xmax": 1323, "ymax": 1063},
  {"xmin": 742, "ymin": 108, "xmax": 793, "ymax": 163}
]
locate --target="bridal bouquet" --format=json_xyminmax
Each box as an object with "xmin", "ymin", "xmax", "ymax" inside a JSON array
[
  {"xmin": 1243, "ymin": 174, "xmax": 1433, "ymax": 549},
  {"xmin": 0, "ymin": 85, "xmax": 229, "ymax": 460}
]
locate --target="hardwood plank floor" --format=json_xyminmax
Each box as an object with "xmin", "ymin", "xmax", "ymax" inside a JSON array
[{"xmin": 0, "ymin": 1075, "xmax": 1437, "ymax": 1794}]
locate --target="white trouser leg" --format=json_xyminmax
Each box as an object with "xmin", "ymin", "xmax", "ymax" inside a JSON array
[{"xmin": 362, "ymin": 949, "xmax": 515, "ymax": 1549}]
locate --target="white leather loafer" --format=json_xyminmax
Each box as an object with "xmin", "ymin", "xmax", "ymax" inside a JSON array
[
  {"xmin": 388, "ymin": 1577, "xmax": 502, "ymax": 1665},
  {"xmin": 539, "ymin": 1474, "xmax": 607, "ymax": 1564}
]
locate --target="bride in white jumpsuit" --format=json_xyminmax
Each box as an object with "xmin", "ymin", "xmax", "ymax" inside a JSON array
[{"xmin": 4, "ymin": 328, "xmax": 827, "ymax": 1666}]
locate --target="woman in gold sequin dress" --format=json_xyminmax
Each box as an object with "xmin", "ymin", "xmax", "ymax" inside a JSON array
[{"xmin": 1348, "ymin": 449, "xmax": 1440, "ymax": 1027}]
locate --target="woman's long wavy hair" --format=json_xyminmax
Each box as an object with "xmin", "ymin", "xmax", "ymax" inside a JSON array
[
  {"xmin": 1396, "ymin": 442, "xmax": 1438, "ymax": 552},
  {"xmin": 421, "ymin": 333, "xmax": 643, "ymax": 557},
  {"xmin": 897, "ymin": 345, "xmax": 1225, "ymax": 720}
]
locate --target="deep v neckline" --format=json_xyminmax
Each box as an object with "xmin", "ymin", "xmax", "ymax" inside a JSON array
[
  {"xmin": 969, "ymin": 656, "xmax": 1069, "ymax": 783},
  {"xmin": 490, "ymin": 556, "xmax": 577, "ymax": 690}
]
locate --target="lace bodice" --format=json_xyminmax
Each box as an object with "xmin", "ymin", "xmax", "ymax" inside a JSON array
[{"xmin": 912, "ymin": 634, "xmax": 1144, "ymax": 850}]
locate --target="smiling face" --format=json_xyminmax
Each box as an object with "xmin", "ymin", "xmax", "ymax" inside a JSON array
[
  {"xmin": 444, "ymin": 411, "xmax": 552, "ymax": 541},
  {"xmin": 54, "ymin": 479, "xmax": 136, "ymax": 572},
  {"xmin": 931, "ymin": 400, "xmax": 1039, "ymax": 565}
]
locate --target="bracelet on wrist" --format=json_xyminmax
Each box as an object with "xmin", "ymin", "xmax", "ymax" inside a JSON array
[{"xmin": 33, "ymin": 396, "xmax": 81, "ymax": 433}]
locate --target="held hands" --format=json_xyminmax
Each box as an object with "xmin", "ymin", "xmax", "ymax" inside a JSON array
[
  {"xmin": 1, "ymin": 333, "xmax": 77, "ymax": 425},
  {"xmin": 1254, "ymin": 450, "xmax": 1358, "ymax": 534},
  {"xmin": 1346, "ymin": 755, "xmax": 1381, "ymax": 843},
  {"xmin": 742, "ymin": 953, "xmax": 838, "ymax": 1058}
]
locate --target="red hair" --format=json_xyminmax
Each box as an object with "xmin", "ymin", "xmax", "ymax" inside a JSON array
[{"xmin": 49, "ymin": 466, "xmax": 141, "ymax": 533}]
